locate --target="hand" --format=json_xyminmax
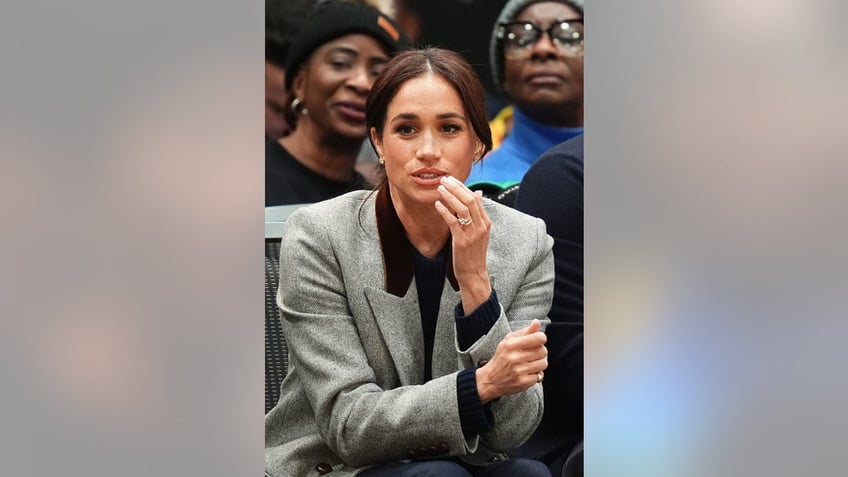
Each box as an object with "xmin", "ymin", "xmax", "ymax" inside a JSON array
[
  {"xmin": 476, "ymin": 320, "xmax": 548, "ymax": 403},
  {"xmin": 434, "ymin": 175, "xmax": 491, "ymax": 312}
]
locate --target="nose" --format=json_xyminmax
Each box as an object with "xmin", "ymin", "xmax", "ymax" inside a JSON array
[
  {"xmin": 346, "ymin": 65, "xmax": 372, "ymax": 95},
  {"xmin": 415, "ymin": 131, "xmax": 441, "ymax": 162},
  {"xmin": 530, "ymin": 31, "xmax": 558, "ymax": 59}
]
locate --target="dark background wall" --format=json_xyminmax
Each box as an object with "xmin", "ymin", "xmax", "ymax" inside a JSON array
[{"xmin": 406, "ymin": 0, "xmax": 508, "ymax": 115}]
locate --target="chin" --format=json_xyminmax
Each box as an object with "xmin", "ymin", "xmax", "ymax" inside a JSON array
[
  {"xmin": 411, "ymin": 188, "xmax": 441, "ymax": 205},
  {"xmin": 333, "ymin": 127, "xmax": 368, "ymax": 141}
]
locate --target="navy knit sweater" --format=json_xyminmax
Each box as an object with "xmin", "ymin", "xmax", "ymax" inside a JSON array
[{"xmin": 410, "ymin": 244, "xmax": 501, "ymax": 437}]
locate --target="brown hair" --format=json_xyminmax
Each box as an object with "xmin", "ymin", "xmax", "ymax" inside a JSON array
[{"xmin": 366, "ymin": 47, "xmax": 493, "ymax": 154}]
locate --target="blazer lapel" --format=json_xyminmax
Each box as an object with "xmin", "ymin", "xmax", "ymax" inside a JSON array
[
  {"xmin": 431, "ymin": 283, "xmax": 463, "ymax": 378},
  {"xmin": 363, "ymin": 285, "xmax": 425, "ymax": 386},
  {"xmin": 368, "ymin": 185, "xmax": 465, "ymax": 384}
]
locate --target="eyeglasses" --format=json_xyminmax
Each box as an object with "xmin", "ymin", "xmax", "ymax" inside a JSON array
[{"xmin": 498, "ymin": 19, "xmax": 584, "ymax": 57}]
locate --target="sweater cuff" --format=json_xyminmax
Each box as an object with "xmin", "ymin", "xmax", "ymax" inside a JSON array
[
  {"xmin": 455, "ymin": 290, "xmax": 500, "ymax": 350},
  {"xmin": 457, "ymin": 366, "xmax": 495, "ymax": 438}
]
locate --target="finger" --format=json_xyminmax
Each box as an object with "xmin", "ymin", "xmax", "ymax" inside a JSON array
[
  {"xmin": 504, "ymin": 319, "xmax": 541, "ymax": 340},
  {"xmin": 463, "ymin": 189, "xmax": 489, "ymax": 228},
  {"xmin": 530, "ymin": 357, "xmax": 549, "ymax": 373},
  {"xmin": 437, "ymin": 184, "xmax": 472, "ymax": 221},
  {"xmin": 518, "ymin": 357, "xmax": 548, "ymax": 375},
  {"xmin": 511, "ymin": 343, "xmax": 547, "ymax": 362},
  {"xmin": 439, "ymin": 175, "xmax": 476, "ymax": 203},
  {"xmin": 508, "ymin": 329, "xmax": 547, "ymax": 350},
  {"xmin": 434, "ymin": 200, "xmax": 463, "ymax": 230},
  {"xmin": 522, "ymin": 319, "xmax": 541, "ymax": 335}
]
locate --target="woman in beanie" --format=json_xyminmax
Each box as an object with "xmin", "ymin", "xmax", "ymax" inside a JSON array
[
  {"xmin": 466, "ymin": 0, "xmax": 584, "ymax": 196},
  {"xmin": 265, "ymin": 47, "xmax": 553, "ymax": 477},
  {"xmin": 265, "ymin": 0, "xmax": 409, "ymax": 206}
]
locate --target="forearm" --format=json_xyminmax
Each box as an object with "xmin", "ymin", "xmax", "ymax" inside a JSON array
[{"xmin": 458, "ymin": 271, "xmax": 493, "ymax": 313}]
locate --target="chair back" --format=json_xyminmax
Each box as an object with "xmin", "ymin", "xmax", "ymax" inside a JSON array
[{"xmin": 265, "ymin": 204, "xmax": 308, "ymax": 414}]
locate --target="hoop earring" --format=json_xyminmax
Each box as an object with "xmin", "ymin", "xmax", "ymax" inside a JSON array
[{"xmin": 291, "ymin": 97, "xmax": 308, "ymax": 116}]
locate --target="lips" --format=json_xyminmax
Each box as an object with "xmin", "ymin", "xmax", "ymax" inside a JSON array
[
  {"xmin": 411, "ymin": 168, "xmax": 448, "ymax": 187},
  {"xmin": 335, "ymin": 101, "xmax": 366, "ymax": 122},
  {"xmin": 526, "ymin": 71, "xmax": 566, "ymax": 86}
]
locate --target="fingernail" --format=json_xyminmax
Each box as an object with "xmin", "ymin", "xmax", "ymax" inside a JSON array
[{"xmin": 438, "ymin": 185, "xmax": 447, "ymax": 194}]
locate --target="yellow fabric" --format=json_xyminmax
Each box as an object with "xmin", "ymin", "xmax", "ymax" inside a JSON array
[{"xmin": 488, "ymin": 106, "xmax": 514, "ymax": 152}]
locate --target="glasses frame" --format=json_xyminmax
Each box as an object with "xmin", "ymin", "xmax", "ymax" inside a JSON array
[{"xmin": 497, "ymin": 18, "xmax": 584, "ymax": 56}]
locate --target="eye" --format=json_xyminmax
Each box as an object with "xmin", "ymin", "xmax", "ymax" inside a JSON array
[
  {"xmin": 441, "ymin": 124, "xmax": 462, "ymax": 134},
  {"xmin": 395, "ymin": 125, "xmax": 416, "ymax": 135},
  {"xmin": 327, "ymin": 53, "xmax": 354, "ymax": 70},
  {"xmin": 371, "ymin": 62, "xmax": 387, "ymax": 78},
  {"xmin": 330, "ymin": 60, "xmax": 352, "ymax": 70}
]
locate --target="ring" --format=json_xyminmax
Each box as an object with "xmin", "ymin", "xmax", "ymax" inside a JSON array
[
  {"xmin": 457, "ymin": 216, "xmax": 473, "ymax": 226},
  {"xmin": 537, "ymin": 372, "xmax": 544, "ymax": 384}
]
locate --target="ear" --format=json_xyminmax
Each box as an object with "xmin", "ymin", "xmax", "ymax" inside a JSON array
[
  {"xmin": 291, "ymin": 68, "xmax": 307, "ymax": 102},
  {"xmin": 370, "ymin": 127, "xmax": 383, "ymax": 157},
  {"xmin": 474, "ymin": 140, "xmax": 485, "ymax": 159}
]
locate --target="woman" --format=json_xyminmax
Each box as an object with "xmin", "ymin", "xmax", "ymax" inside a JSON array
[
  {"xmin": 467, "ymin": 0, "xmax": 584, "ymax": 195},
  {"xmin": 265, "ymin": 48, "xmax": 554, "ymax": 477},
  {"xmin": 265, "ymin": 0, "xmax": 409, "ymax": 206}
]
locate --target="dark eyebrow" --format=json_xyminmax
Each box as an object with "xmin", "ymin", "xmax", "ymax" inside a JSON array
[
  {"xmin": 326, "ymin": 45, "xmax": 389, "ymax": 63},
  {"xmin": 325, "ymin": 46, "xmax": 358, "ymax": 57},
  {"xmin": 389, "ymin": 112, "xmax": 466, "ymax": 123},
  {"xmin": 436, "ymin": 113, "xmax": 466, "ymax": 121},
  {"xmin": 389, "ymin": 113, "xmax": 418, "ymax": 123}
]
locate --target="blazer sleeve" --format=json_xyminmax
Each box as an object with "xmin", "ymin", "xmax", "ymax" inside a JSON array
[
  {"xmin": 454, "ymin": 215, "xmax": 555, "ymax": 460},
  {"xmin": 277, "ymin": 210, "xmax": 479, "ymax": 468}
]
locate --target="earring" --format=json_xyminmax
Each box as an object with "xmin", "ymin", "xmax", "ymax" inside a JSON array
[
  {"xmin": 291, "ymin": 97, "xmax": 308, "ymax": 116},
  {"xmin": 378, "ymin": 156, "xmax": 385, "ymax": 165}
]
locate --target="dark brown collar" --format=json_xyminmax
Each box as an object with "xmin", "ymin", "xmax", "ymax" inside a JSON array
[{"xmin": 375, "ymin": 186, "xmax": 459, "ymax": 297}]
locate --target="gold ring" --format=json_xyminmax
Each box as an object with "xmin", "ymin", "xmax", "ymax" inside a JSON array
[
  {"xmin": 457, "ymin": 216, "xmax": 473, "ymax": 226},
  {"xmin": 537, "ymin": 372, "xmax": 544, "ymax": 383}
]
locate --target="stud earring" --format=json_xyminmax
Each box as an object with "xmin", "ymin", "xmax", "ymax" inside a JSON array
[{"xmin": 378, "ymin": 156, "xmax": 385, "ymax": 165}]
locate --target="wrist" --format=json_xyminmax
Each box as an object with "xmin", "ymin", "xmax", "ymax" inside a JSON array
[
  {"xmin": 459, "ymin": 278, "xmax": 492, "ymax": 314},
  {"xmin": 475, "ymin": 365, "xmax": 496, "ymax": 403}
]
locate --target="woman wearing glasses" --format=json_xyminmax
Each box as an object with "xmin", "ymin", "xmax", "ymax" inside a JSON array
[{"xmin": 466, "ymin": 0, "xmax": 584, "ymax": 198}]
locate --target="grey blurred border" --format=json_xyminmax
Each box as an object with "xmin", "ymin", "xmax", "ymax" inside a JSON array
[
  {"xmin": 1, "ymin": 1, "xmax": 264, "ymax": 475},
  {"xmin": 3, "ymin": 0, "xmax": 848, "ymax": 475},
  {"xmin": 587, "ymin": 1, "xmax": 848, "ymax": 476}
]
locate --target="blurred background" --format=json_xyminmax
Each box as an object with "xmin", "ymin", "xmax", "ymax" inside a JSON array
[{"xmin": 2, "ymin": 0, "xmax": 847, "ymax": 475}]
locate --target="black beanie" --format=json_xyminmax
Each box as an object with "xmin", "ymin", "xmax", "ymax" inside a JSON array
[{"xmin": 284, "ymin": 0, "xmax": 410, "ymax": 91}]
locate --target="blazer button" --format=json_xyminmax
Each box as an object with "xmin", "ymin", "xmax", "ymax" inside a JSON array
[
  {"xmin": 436, "ymin": 443, "xmax": 449, "ymax": 454},
  {"xmin": 489, "ymin": 456, "xmax": 502, "ymax": 463},
  {"xmin": 417, "ymin": 446, "xmax": 430, "ymax": 456},
  {"xmin": 429, "ymin": 445, "xmax": 439, "ymax": 455},
  {"xmin": 478, "ymin": 359, "xmax": 489, "ymax": 366},
  {"xmin": 315, "ymin": 462, "xmax": 332, "ymax": 475},
  {"xmin": 406, "ymin": 448, "xmax": 417, "ymax": 459}
]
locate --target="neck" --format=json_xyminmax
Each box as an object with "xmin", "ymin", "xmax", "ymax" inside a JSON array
[
  {"xmin": 388, "ymin": 186, "xmax": 451, "ymax": 258},
  {"xmin": 279, "ymin": 120, "xmax": 363, "ymax": 182}
]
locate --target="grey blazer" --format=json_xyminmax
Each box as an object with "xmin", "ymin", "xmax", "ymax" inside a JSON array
[{"xmin": 265, "ymin": 190, "xmax": 555, "ymax": 477}]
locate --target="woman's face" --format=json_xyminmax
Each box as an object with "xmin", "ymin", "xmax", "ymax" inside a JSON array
[
  {"xmin": 371, "ymin": 73, "xmax": 482, "ymax": 208},
  {"xmin": 502, "ymin": 2, "xmax": 584, "ymax": 124},
  {"xmin": 293, "ymin": 34, "xmax": 389, "ymax": 140}
]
